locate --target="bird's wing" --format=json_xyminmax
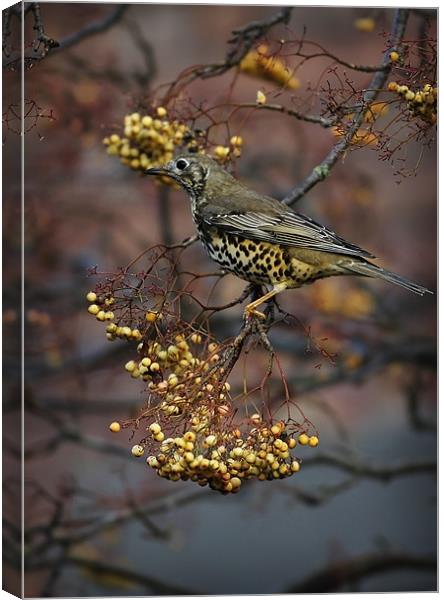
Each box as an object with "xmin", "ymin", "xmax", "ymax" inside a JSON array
[{"xmin": 203, "ymin": 210, "xmax": 375, "ymax": 258}]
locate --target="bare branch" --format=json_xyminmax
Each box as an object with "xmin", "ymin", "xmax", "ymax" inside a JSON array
[
  {"xmin": 3, "ymin": 3, "xmax": 129, "ymax": 69},
  {"xmin": 282, "ymin": 8, "xmax": 410, "ymax": 205},
  {"xmin": 302, "ymin": 452, "xmax": 436, "ymax": 481},
  {"xmin": 164, "ymin": 7, "xmax": 292, "ymax": 99},
  {"xmin": 34, "ymin": 555, "xmax": 201, "ymax": 595},
  {"xmin": 55, "ymin": 5, "xmax": 128, "ymax": 51},
  {"xmin": 236, "ymin": 102, "xmax": 336, "ymax": 128},
  {"xmin": 285, "ymin": 552, "xmax": 436, "ymax": 593}
]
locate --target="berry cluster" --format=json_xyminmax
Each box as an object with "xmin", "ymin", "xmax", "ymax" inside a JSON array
[
  {"xmin": 85, "ymin": 279, "xmax": 319, "ymax": 494},
  {"xmin": 125, "ymin": 334, "xmax": 232, "ymax": 420},
  {"xmin": 140, "ymin": 419, "xmax": 318, "ymax": 494},
  {"xmin": 240, "ymin": 44, "xmax": 300, "ymax": 90},
  {"xmin": 388, "ymin": 82, "xmax": 437, "ymax": 124},
  {"xmin": 213, "ymin": 136, "xmax": 243, "ymax": 163},
  {"xmin": 103, "ymin": 107, "xmax": 246, "ymax": 176},
  {"xmin": 102, "ymin": 107, "xmax": 201, "ymax": 181},
  {"xmin": 87, "ymin": 291, "xmax": 143, "ymax": 341}
]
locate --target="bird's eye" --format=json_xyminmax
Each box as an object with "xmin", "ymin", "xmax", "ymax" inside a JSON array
[{"xmin": 175, "ymin": 158, "xmax": 189, "ymax": 171}]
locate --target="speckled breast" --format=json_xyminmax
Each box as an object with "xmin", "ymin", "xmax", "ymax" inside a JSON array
[{"xmin": 199, "ymin": 227, "xmax": 293, "ymax": 286}]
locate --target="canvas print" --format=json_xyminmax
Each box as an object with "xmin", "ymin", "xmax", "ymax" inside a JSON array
[{"xmin": 3, "ymin": 3, "xmax": 437, "ymax": 596}]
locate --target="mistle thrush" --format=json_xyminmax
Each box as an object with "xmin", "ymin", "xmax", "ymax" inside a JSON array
[{"xmin": 146, "ymin": 154, "xmax": 432, "ymax": 317}]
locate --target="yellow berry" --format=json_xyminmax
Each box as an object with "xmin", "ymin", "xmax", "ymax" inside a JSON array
[
  {"xmin": 168, "ymin": 376, "xmax": 178, "ymax": 388},
  {"xmin": 131, "ymin": 444, "xmax": 144, "ymax": 457},
  {"xmin": 147, "ymin": 456, "xmax": 159, "ymax": 468},
  {"xmin": 387, "ymin": 81, "xmax": 398, "ymax": 92},
  {"xmin": 214, "ymin": 145, "xmax": 230, "ymax": 158},
  {"xmin": 390, "ymin": 51, "xmax": 399, "ymax": 62},
  {"xmin": 309, "ymin": 435, "xmax": 319, "ymax": 447},
  {"xmin": 149, "ymin": 423, "xmax": 162, "ymax": 435},
  {"xmin": 86, "ymin": 291, "xmax": 97, "ymax": 303},
  {"xmin": 110, "ymin": 134, "xmax": 120, "ymax": 144},
  {"xmin": 270, "ymin": 425, "xmax": 281, "ymax": 437},
  {"xmin": 88, "ymin": 304, "xmax": 99, "ymax": 315},
  {"xmin": 230, "ymin": 135, "xmax": 243, "ymax": 146},
  {"xmin": 146, "ymin": 311, "xmax": 159, "ymax": 322},
  {"xmin": 125, "ymin": 360, "xmax": 136, "ymax": 372},
  {"xmin": 291, "ymin": 460, "xmax": 301, "ymax": 473},
  {"xmin": 416, "ymin": 93, "xmax": 425, "ymax": 104},
  {"xmin": 156, "ymin": 106, "xmax": 167, "ymax": 117},
  {"xmin": 157, "ymin": 350, "xmax": 168, "ymax": 362},
  {"xmin": 256, "ymin": 90, "xmax": 266, "ymax": 105},
  {"xmin": 96, "ymin": 311, "xmax": 106, "ymax": 321},
  {"xmin": 154, "ymin": 432, "xmax": 165, "ymax": 442},
  {"xmin": 231, "ymin": 477, "xmax": 242, "ymax": 489},
  {"xmin": 298, "ymin": 433, "xmax": 309, "ymax": 445},
  {"xmin": 109, "ymin": 421, "xmax": 121, "ymax": 433},
  {"xmin": 167, "ymin": 345, "xmax": 180, "ymax": 360}
]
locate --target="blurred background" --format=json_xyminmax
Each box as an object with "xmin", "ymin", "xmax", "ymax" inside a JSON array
[{"xmin": 3, "ymin": 3, "xmax": 436, "ymax": 596}]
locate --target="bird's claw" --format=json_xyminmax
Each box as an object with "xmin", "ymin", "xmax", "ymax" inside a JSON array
[{"xmin": 244, "ymin": 306, "xmax": 266, "ymax": 320}]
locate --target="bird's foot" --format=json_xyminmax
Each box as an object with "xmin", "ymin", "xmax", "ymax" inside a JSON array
[{"xmin": 244, "ymin": 305, "xmax": 266, "ymax": 320}]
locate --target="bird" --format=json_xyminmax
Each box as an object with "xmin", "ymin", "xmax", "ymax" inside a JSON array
[{"xmin": 145, "ymin": 154, "xmax": 432, "ymax": 318}]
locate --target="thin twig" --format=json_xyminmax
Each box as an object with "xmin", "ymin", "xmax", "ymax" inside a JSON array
[
  {"xmin": 164, "ymin": 7, "xmax": 292, "ymax": 99},
  {"xmin": 282, "ymin": 9, "xmax": 410, "ymax": 205}
]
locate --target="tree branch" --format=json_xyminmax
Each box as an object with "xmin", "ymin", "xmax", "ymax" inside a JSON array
[
  {"xmin": 55, "ymin": 4, "xmax": 128, "ymax": 51},
  {"xmin": 302, "ymin": 452, "xmax": 436, "ymax": 481},
  {"xmin": 282, "ymin": 8, "xmax": 410, "ymax": 205},
  {"xmin": 164, "ymin": 7, "xmax": 292, "ymax": 99},
  {"xmin": 285, "ymin": 552, "xmax": 436, "ymax": 593}
]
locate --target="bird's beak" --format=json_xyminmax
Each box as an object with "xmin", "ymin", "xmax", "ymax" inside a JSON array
[{"xmin": 144, "ymin": 167, "xmax": 168, "ymax": 176}]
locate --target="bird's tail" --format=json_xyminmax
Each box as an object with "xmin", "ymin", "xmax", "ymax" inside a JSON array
[{"xmin": 342, "ymin": 261, "xmax": 433, "ymax": 296}]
